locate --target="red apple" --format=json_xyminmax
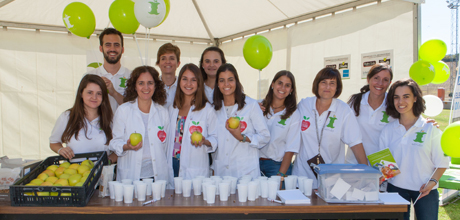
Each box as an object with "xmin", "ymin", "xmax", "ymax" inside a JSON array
[
  {"xmin": 301, "ymin": 116, "xmax": 310, "ymax": 131},
  {"xmin": 157, "ymin": 126, "xmax": 166, "ymax": 142}
]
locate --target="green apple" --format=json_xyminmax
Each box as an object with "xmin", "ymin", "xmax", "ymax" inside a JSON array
[
  {"xmin": 55, "ymin": 179, "xmax": 69, "ymax": 186},
  {"xmin": 77, "ymin": 165, "xmax": 90, "ymax": 175},
  {"xmin": 68, "ymin": 174, "xmax": 82, "ymax": 186},
  {"xmin": 81, "ymin": 160, "xmax": 94, "ymax": 168},
  {"xmin": 191, "ymin": 131, "xmax": 203, "ymax": 143},
  {"xmin": 68, "ymin": 163, "xmax": 80, "ymax": 170},
  {"xmin": 228, "ymin": 117, "xmax": 240, "ymax": 129},
  {"xmin": 75, "ymin": 182, "xmax": 84, "ymax": 187},
  {"xmin": 55, "ymin": 167, "xmax": 66, "ymax": 178},
  {"xmin": 46, "ymin": 165, "xmax": 59, "ymax": 172},
  {"xmin": 60, "ymin": 162, "xmax": 71, "ymax": 168},
  {"xmin": 37, "ymin": 173, "xmax": 48, "ymax": 181},
  {"xmin": 59, "ymin": 174, "xmax": 71, "ymax": 180},
  {"xmin": 130, "ymin": 132, "xmax": 142, "ymax": 146},
  {"xmin": 45, "ymin": 176, "xmax": 59, "ymax": 184},
  {"xmin": 82, "ymin": 170, "xmax": 91, "ymax": 177},
  {"xmin": 30, "ymin": 179, "xmax": 44, "ymax": 185},
  {"xmin": 64, "ymin": 168, "xmax": 77, "ymax": 175}
]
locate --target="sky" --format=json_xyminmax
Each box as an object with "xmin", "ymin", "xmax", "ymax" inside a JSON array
[{"xmin": 422, "ymin": 0, "xmax": 456, "ymax": 54}]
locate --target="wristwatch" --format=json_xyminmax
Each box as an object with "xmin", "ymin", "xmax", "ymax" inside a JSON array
[
  {"xmin": 240, "ymin": 134, "xmax": 247, "ymax": 143},
  {"xmin": 429, "ymin": 178, "xmax": 439, "ymax": 185}
]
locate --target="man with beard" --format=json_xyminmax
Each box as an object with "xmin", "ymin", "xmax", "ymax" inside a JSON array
[{"xmin": 87, "ymin": 28, "xmax": 131, "ymax": 113}]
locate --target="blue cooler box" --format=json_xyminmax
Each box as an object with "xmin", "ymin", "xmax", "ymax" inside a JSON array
[{"xmin": 314, "ymin": 164, "xmax": 381, "ymax": 203}]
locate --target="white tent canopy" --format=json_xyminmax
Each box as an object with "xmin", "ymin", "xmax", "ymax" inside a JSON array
[{"xmin": 0, "ymin": 0, "xmax": 420, "ymax": 159}]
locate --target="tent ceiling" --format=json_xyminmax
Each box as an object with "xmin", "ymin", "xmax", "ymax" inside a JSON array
[{"xmin": 0, "ymin": 0, "xmax": 411, "ymax": 44}]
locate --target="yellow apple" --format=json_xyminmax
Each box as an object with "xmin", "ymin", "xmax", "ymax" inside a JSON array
[
  {"xmin": 55, "ymin": 179, "xmax": 69, "ymax": 186},
  {"xmin": 228, "ymin": 117, "xmax": 240, "ymax": 129},
  {"xmin": 130, "ymin": 132, "xmax": 142, "ymax": 146},
  {"xmin": 45, "ymin": 176, "xmax": 58, "ymax": 184},
  {"xmin": 81, "ymin": 159, "xmax": 94, "ymax": 168},
  {"xmin": 55, "ymin": 167, "xmax": 66, "ymax": 177},
  {"xmin": 191, "ymin": 131, "xmax": 203, "ymax": 143},
  {"xmin": 64, "ymin": 168, "xmax": 77, "ymax": 175},
  {"xmin": 82, "ymin": 170, "xmax": 91, "ymax": 177},
  {"xmin": 59, "ymin": 174, "xmax": 71, "ymax": 180},
  {"xmin": 75, "ymin": 182, "xmax": 84, "ymax": 187},
  {"xmin": 80, "ymin": 175, "xmax": 89, "ymax": 183},
  {"xmin": 77, "ymin": 165, "xmax": 90, "ymax": 175},
  {"xmin": 40, "ymin": 182, "xmax": 53, "ymax": 186},
  {"xmin": 31, "ymin": 178, "xmax": 44, "ymax": 185},
  {"xmin": 60, "ymin": 162, "xmax": 71, "ymax": 168},
  {"xmin": 68, "ymin": 174, "xmax": 82, "ymax": 186},
  {"xmin": 68, "ymin": 163, "xmax": 80, "ymax": 170},
  {"xmin": 37, "ymin": 173, "xmax": 48, "ymax": 181},
  {"xmin": 53, "ymin": 183, "xmax": 62, "ymax": 186},
  {"xmin": 42, "ymin": 169, "xmax": 55, "ymax": 177},
  {"xmin": 46, "ymin": 165, "xmax": 59, "ymax": 172}
]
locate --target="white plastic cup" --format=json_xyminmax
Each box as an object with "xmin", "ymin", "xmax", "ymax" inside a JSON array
[
  {"xmin": 258, "ymin": 176, "xmax": 268, "ymax": 181},
  {"xmin": 155, "ymin": 180, "xmax": 167, "ymax": 198},
  {"xmin": 219, "ymin": 182, "xmax": 230, "ymax": 201},
  {"xmin": 303, "ymin": 178, "xmax": 313, "ymax": 196},
  {"xmin": 137, "ymin": 182, "xmax": 147, "ymax": 201},
  {"xmin": 174, "ymin": 177, "xmax": 183, "ymax": 194},
  {"xmin": 237, "ymin": 183, "xmax": 248, "ymax": 202},
  {"xmin": 268, "ymin": 180, "xmax": 278, "ymax": 200},
  {"xmin": 206, "ymin": 184, "xmax": 217, "ymax": 204},
  {"xmin": 202, "ymin": 182, "xmax": 210, "ymax": 200},
  {"xmin": 108, "ymin": 181, "xmax": 117, "ymax": 200},
  {"xmin": 270, "ymin": 176, "xmax": 281, "ymax": 185},
  {"xmin": 253, "ymin": 179, "xmax": 261, "ymax": 197},
  {"xmin": 121, "ymin": 179, "xmax": 133, "ymax": 185},
  {"xmin": 247, "ymin": 182, "xmax": 258, "ymax": 201},
  {"xmin": 122, "ymin": 184, "xmax": 134, "ymax": 204},
  {"xmin": 182, "ymin": 179, "xmax": 192, "ymax": 197},
  {"xmin": 221, "ymin": 180, "xmax": 232, "ymax": 196},
  {"xmin": 298, "ymin": 177, "xmax": 307, "ymax": 193},
  {"xmin": 241, "ymin": 175, "xmax": 252, "ymax": 181},
  {"xmin": 152, "ymin": 182, "xmax": 162, "ymax": 200},
  {"xmin": 142, "ymin": 178, "xmax": 154, "ymax": 196},
  {"xmin": 239, "ymin": 179, "xmax": 250, "ymax": 185},
  {"xmin": 214, "ymin": 178, "xmax": 222, "ymax": 195},
  {"xmin": 284, "ymin": 176, "xmax": 295, "ymax": 190},
  {"xmin": 260, "ymin": 180, "xmax": 268, "ymax": 198},
  {"xmin": 133, "ymin": 180, "xmax": 142, "ymax": 198},
  {"xmin": 193, "ymin": 178, "xmax": 202, "ymax": 196},
  {"xmin": 230, "ymin": 177, "xmax": 238, "ymax": 194},
  {"xmin": 291, "ymin": 175, "xmax": 298, "ymax": 189},
  {"xmin": 114, "ymin": 182, "xmax": 124, "ymax": 202}
]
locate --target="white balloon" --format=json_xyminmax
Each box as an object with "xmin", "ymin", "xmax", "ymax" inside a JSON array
[
  {"xmin": 423, "ymin": 95, "xmax": 443, "ymax": 117},
  {"xmin": 134, "ymin": 0, "xmax": 168, "ymax": 28}
]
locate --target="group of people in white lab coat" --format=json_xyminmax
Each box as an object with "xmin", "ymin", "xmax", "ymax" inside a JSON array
[{"xmin": 49, "ymin": 28, "xmax": 449, "ymax": 220}]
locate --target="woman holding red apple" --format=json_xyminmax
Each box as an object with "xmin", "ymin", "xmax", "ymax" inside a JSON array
[
  {"xmin": 259, "ymin": 70, "xmax": 301, "ymax": 179},
  {"xmin": 165, "ymin": 63, "xmax": 218, "ymax": 183},
  {"xmin": 212, "ymin": 63, "xmax": 270, "ymax": 180},
  {"xmin": 292, "ymin": 67, "xmax": 368, "ymax": 189},
  {"xmin": 109, "ymin": 66, "xmax": 172, "ymax": 186},
  {"xmin": 50, "ymin": 74, "xmax": 114, "ymax": 161}
]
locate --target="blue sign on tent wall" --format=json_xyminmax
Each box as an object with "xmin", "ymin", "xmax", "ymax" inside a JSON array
[{"xmin": 343, "ymin": 69, "xmax": 349, "ymax": 78}]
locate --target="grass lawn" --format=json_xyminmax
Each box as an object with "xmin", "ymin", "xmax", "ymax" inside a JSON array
[{"xmin": 425, "ymin": 110, "xmax": 459, "ymax": 220}]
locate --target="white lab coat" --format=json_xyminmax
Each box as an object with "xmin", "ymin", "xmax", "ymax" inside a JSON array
[
  {"xmin": 213, "ymin": 96, "xmax": 270, "ymax": 179},
  {"xmin": 166, "ymin": 103, "xmax": 218, "ymax": 185},
  {"xmin": 109, "ymin": 98, "xmax": 172, "ymax": 188}
]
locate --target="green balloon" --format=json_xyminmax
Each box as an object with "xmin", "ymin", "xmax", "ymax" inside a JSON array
[
  {"xmin": 419, "ymin": 39, "xmax": 447, "ymax": 63},
  {"xmin": 109, "ymin": 0, "xmax": 140, "ymax": 34},
  {"xmin": 243, "ymin": 35, "xmax": 273, "ymax": 70},
  {"xmin": 431, "ymin": 61, "xmax": 450, "ymax": 84},
  {"xmin": 441, "ymin": 122, "xmax": 460, "ymax": 158},
  {"xmin": 409, "ymin": 60, "xmax": 435, "ymax": 86},
  {"xmin": 62, "ymin": 2, "xmax": 96, "ymax": 38}
]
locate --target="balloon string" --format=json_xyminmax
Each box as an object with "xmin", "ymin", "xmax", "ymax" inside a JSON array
[
  {"xmin": 258, "ymin": 69, "xmax": 261, "ymax": 100},
  {"xmin": 145, "ymin": 27, "xmax": 150, "ymax": 66},
  {"xmin": 134, "ymin": 34, "xmax": 144, "ymax": 66},
  {"xmin": 89, "ymin": 36, "xmax": 102, "ymax": 68}
]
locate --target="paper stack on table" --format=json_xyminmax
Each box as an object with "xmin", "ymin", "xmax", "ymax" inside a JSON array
[
  {"xmin": 379, "ymin": 193, "xmax": 410, "ymax": 205},
  {"xmin": 276, "ymin": 189, "xmax": 311, "ymax": 204}
]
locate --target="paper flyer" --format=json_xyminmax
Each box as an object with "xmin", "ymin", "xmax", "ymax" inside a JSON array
[
  {"xmin": 361, "ymin": 50, "xmax": 393, "ymax": 79},
  {"xmin": 324, "ymin": 55, "xmax": 351, "ymax": 79},
  {"xmin": 367, "ymin": 148, "xmax": 400, "ymax": 183}
]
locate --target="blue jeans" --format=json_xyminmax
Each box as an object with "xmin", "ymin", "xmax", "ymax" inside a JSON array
[
  {"xmin": 387, "ymin": 183, "xmax": 439, "ymax": 220},
  {"xmin": 259, "ymin": 159, "xmax": 293, "ymax": 177},
  {"xmin": 173, "ymin": 157, "xmax": 180, "ymax": 177}
]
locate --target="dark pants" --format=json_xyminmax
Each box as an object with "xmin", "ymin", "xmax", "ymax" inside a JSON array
[
  {"xmin": 173, "ymin": 157, "xmax": 180, "ymax": 177},
  {"xmin": 387, "ymin": 183, "xmax": 439, "ymax": 220},
  {"xmin": 259, "ymin": 159, "xmax": 293, "ymax": 177}
]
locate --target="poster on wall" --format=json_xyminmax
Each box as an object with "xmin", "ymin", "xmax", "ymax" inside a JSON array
[
  {"xmin": 324, "ymin": 55, "xmax": 351, "ymax": 79},
  {"xmin": 361, "ymin": 50, "xmax": 393, "ymax": 79},
  {"xmin": 450, "ymin": 71, "xmax": 460, "ymax": 123}
]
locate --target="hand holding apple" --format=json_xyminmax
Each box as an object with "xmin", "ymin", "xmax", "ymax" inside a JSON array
[
  {"xmin": 130, "ymin": 132, "xmax": 142, "ymax": 146},
  {"xmin": 226, "ymin": 119, "xmax": 244, "ymax": 141},
  {"xmin": 191, "ymin": 131, "xmax": 205, "ymax": 147},
  {"xmin": 124, "ymin": 138, "xmax": 142, "ymax": 151}
]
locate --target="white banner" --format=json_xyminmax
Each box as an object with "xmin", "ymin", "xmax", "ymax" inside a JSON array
[
  {"xmin": 450, "ymin": 71, "xmax": 460, "ymax": 124},
  {"xmin": 324, "ymin": 55, "xmax": 351, "ymax": 79}
]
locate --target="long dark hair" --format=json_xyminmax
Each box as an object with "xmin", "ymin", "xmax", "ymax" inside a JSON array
[
  {"xmin": 124, "ymin": 66, "xmax": 167, "ymax": 105},
  {"xmin": 348, "ymin": 63, "xmax": 393, "ymax": 116},
  {"xmin": 262, "ymin": 70, "xmax": 297, "ymax": 120},
  {"xmin": 386, "ymin": 78, "xmax": 425, "ymax": 119},
  {"xmin": 213, "ymin": 63, "xmax": 246, "ymax": 111},
  {"xmin": 173, "ymin": 63, "xmax": 208, "ymax": 111},
  {"xmin": 199, "ymin": 47, "xmax": 227, "ymax": 81},
  {"xmin": 62, "ymin": 74, "xmax": 113, "ymax": 145}
]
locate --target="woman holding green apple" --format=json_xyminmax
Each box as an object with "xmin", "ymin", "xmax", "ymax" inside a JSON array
[
  {"xmin": 165, "ymin": 63, "xmax": 218, "ymax": 184},
  {"xmin": 50, "ymin": 74, "xmax": 114, "ymax": 161},
  {"xmin": 109, "ymin": 66, "xmax": 172, "ymax": 186}
]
